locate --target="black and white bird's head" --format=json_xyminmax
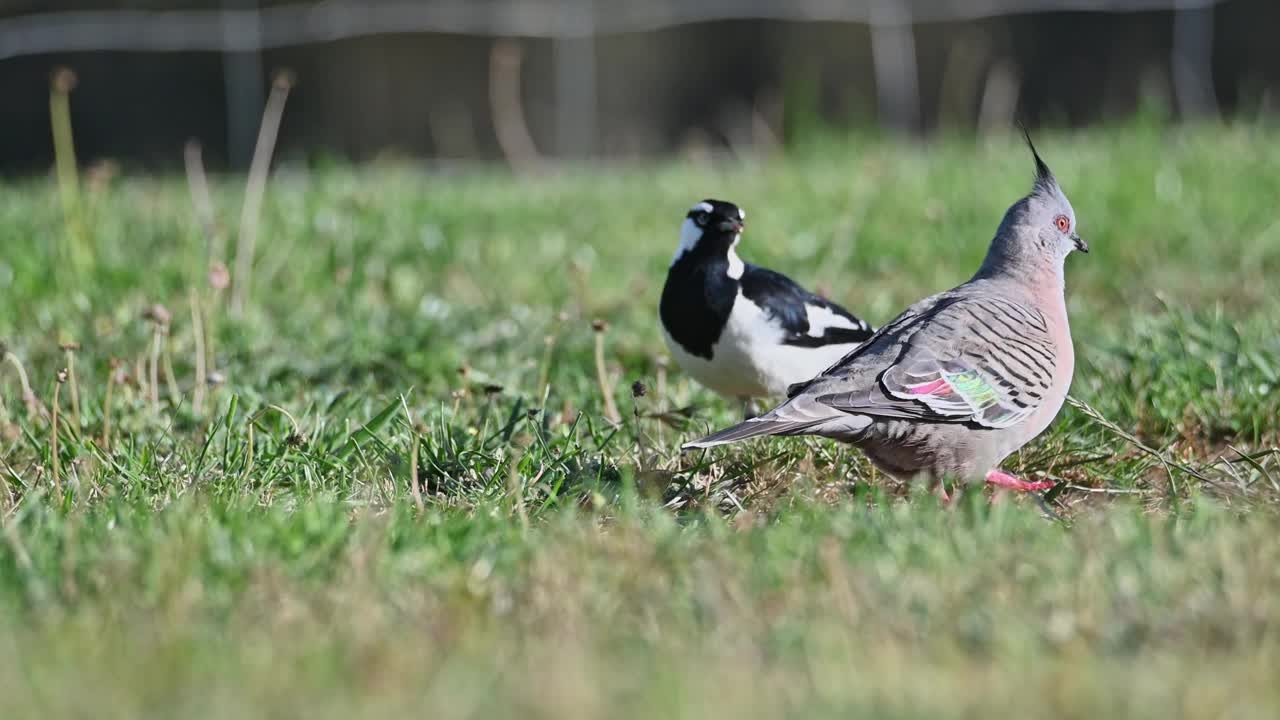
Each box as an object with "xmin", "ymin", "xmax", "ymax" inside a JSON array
[{"xmin": 671, "ymin": 199, "xmax": 747, "ymax": 271}]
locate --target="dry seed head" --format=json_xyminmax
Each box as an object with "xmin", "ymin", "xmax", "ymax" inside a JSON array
[
  {"xmin": 631, "ymin": 380, "xmax": 648, "ymax": 398},
  {"xmin": 143, "ymin": 304, "xmax": 172, "ymax": 326},
  {"xmin": 207, "ymin": 371, "xmax": 226, "ymax": 386},
  {"xmin": 59, "ymin": 341, "xmax": 80, "ymax": 352},
  {"xmin": 52, "ymin": 67, "xmax": 78, "ymax": 94},
  {"xmin": 56, "ymin": 368, "xmax": 68, "ymax": 384},
  {"xmin": 591, "ymin": 319, "xmax": 608, "ymax": 333},
  {"xmin": 208, "ymin": 262, "xmax": 230, "ymax": 290},
  {"xmin": 482, "ymin": 384, "xmax": 504, "ymax": 397},
  {"xmin": 273, "ymin": 69, "xmax": 296, "ymax": 91},
  {"xmin": 87, "ymin": 159, "xmax": 120, "ymax": 188}
]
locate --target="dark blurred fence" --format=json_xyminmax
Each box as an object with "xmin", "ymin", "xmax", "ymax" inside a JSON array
[{"xmin": 1, "ymin": 0, "xmax": 1275, "ymax": 172}]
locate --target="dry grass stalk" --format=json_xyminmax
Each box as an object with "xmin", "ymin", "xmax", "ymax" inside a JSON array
[
  {"xmin": 537, "ymin": 333, "xmax": 557, "ymax": 411},
  {"xmin": 148, "ymin": 335, "xmax": 160, "ymax": 411},
  {"xmin": 103, "ymin": 358, "xmax": 121, "ymax": 452},
  {"xmin": 184, "ymin": 139, "xmax": 225, "ymax": 263},
  {"xmin": 507, "ymin": 444, "xmax": 530, "ymax": 532},
  {"xmin": 51, "ymin": 369, "xmax": 67, "ymax": 497},
  {"xmin": 591, "ymin": 320, "xmax": 621, "ymax": 425},
  {"xmin": 143, "ymin": 305, "xmax": 171, "ymax": 413},
  {"xmin": 655, "ymin": 356, "xmax": 668, "ymax": 446},
  {"xmin": 50, "ymin": 67, "xmax": 90, "ymax": 273},
  {"xmin": 398, "ymin": 394, "xmax": 427, "ymax": 513},
  {"xmin": 132, "ymin": 352, "xmax": 144, "ymax": 394},
  {"xmin": 1066, "ymin": 394, "xmax": 1216, "ymax": 497},
  {"xmin": 630, "ymin": 380, "xmax": 655, "ymax": 475},
  {"xmin": 206, "ymin": 262, "xmax": 229, "ymax": 375},
  {"xmin": 160, "ymin": 330, "xmax": 181, "ymax": 409},
  {"xmin": 244, "ymin": 423, "xmax": 255, "ymax": 480},
  {"xmin": 61, "ymin": 342, "xmax": 81, "ymax": 432},
  {"xmin": 410, "ymin": 423, "xmax": 426, "ymax": 513},
  {"xmin": 2, "ymin": 346, "xmax": 47, "ymax": 419},
  {"xmin": 409, "ymin": 430, "xmax": 424, "ymax": 512},
  {"xmin": 231, "ymin": 70, "xmax": 295, "ymax": 316},
  {"xmin": 190, "ymin": 289, "xmax": 207, "ymax": 415}
]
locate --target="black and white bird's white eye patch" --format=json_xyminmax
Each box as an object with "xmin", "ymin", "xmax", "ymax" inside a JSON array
[{"xmin": 689, "ymin": 201, "xmax": 714, "ymax": 226}]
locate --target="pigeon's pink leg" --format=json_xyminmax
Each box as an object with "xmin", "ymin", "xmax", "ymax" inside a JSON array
[
  {"xmin": 935, "ymin": 482, "xmax": 951, "ymax": 504},
  {"xmin": 985, "ymin": 469, "xmax": 1055, "ymax": 492}
]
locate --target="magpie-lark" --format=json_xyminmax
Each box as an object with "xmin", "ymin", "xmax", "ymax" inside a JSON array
[{"xmin": 659, "ymin": 199, "xmax": 874, "ymax": 407}]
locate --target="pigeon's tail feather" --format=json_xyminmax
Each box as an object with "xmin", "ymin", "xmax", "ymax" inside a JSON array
[
  {"xmin": 683, "ymin": 418, "xmax": 821, "ymax": 450},
  {"xmin": 684, "ymin": 393, "xmax": 861, "ymax": 450}
]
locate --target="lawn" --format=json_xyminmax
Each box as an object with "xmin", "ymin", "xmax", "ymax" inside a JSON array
[{"xmin": 0, "ymin": 123, "xmax": 1278, "ymax": 718}]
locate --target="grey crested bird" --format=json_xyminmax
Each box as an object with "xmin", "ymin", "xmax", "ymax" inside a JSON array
[
  {"xmin": 659, "ymin": 199, "xmax": 874, "ymax": 411},
  {"xmin": 684, "ymin": 133, "xmax": 1088, "ymax": 495}
]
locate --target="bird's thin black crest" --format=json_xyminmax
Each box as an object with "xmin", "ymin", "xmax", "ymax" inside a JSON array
[{"xmin": 1017, "ymin": 122, "xmax": 1054, "ymax": 186}]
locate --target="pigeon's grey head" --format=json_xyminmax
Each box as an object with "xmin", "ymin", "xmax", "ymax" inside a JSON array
[
  {"xmin": 671, "ymin": 199, "xmax": 746, "ymax": 266},
  {"xmin": 980, "ymin": 132, "xmax": 1087, "ymax": 279}
]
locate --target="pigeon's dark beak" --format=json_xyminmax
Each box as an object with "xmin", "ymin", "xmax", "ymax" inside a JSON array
[
  {"xmin": 721, "ymin": 220, "xmax": 745, "ymax": 234},
  {"xmin": 1072, "ymin": 234, "xmax": 1089, "ymax": 253}
]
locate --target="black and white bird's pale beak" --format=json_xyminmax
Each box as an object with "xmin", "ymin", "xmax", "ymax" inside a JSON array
[
  {"xmin": 1072, "ymin": 234, "xmax": 1089, "ymax": 253},
  {"xmin": 720, "ymin": 219, "xmax": 745, "ymax": 234}
]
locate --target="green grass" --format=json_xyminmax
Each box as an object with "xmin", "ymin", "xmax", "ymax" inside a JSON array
[{"xmin": 1, "ymin": 124, "xmax": 1279, "ymax": 717}]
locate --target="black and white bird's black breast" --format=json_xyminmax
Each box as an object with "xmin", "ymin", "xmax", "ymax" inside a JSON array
[
  {"xmin": 659, "ymin": 200, "xmax": 875, "ymax": 398},
  {"xmin": 659, "ymin": 253, "xmax": 738, "ymax": 360}
]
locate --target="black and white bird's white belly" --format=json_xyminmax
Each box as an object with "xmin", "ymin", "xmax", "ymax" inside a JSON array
[
  {"xmin": 659, "ymin": 237, "xmax": 873, "ymax": 400},
  {"xmin": 661, "ymin": 291, "xmax": 865, "ymax": 398}
]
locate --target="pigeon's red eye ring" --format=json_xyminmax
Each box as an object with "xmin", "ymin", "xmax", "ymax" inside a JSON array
[{"xmin": 1054, "ymin": 215, "xmax": 1070, "ymax": 233}]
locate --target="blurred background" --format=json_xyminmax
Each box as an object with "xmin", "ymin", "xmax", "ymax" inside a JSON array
[{"xmin": 1, "ymin": 0, "xmax": 1276, "ymax": 173}]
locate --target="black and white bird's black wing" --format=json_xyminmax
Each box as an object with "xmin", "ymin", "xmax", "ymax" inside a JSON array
[{"xmin": 738, "ymin": 264, "xmax": 874, "ymax": 349}]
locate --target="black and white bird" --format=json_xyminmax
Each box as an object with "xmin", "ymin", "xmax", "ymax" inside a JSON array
[{"xmin": 659, "ymin": 199, "xmax": 875, "ymax": 406}]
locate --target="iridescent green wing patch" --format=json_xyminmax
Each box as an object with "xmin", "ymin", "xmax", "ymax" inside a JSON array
[{"xmin": 941, "ymin": 369, "xmax": 1000, "ymax": 410}]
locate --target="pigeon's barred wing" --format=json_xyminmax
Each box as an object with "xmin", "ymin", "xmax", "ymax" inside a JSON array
[
  {"xmin": 816, "ymin": 295, "xmax": 1056, "ymax": 429},
  {"xmin": 785, "ymin": 294, "xmax": 965, "ymax": 399},
  {"xmin": 739, "ymin": 265, "xmax": 874, "ymax": 348},
  {"xmin": 686, "ymin": 292, "xmax": 1057, "ymax": 450}
]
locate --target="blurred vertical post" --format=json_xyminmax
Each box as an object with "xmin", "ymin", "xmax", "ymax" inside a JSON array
[
  {"xmin": 869, "ymin": 0, "xmax": 920, "ymax": 134},
  {"xmin": 554, "ymin": 0, "xmax": 597, "ymax": 158},
  {"xmin": 1172, "ymin": 0, "xmax": 1218, "ymax": 119},
  {"xmin": 222, "ymin": 0, "xmax": 265, "ymax": 169}
]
